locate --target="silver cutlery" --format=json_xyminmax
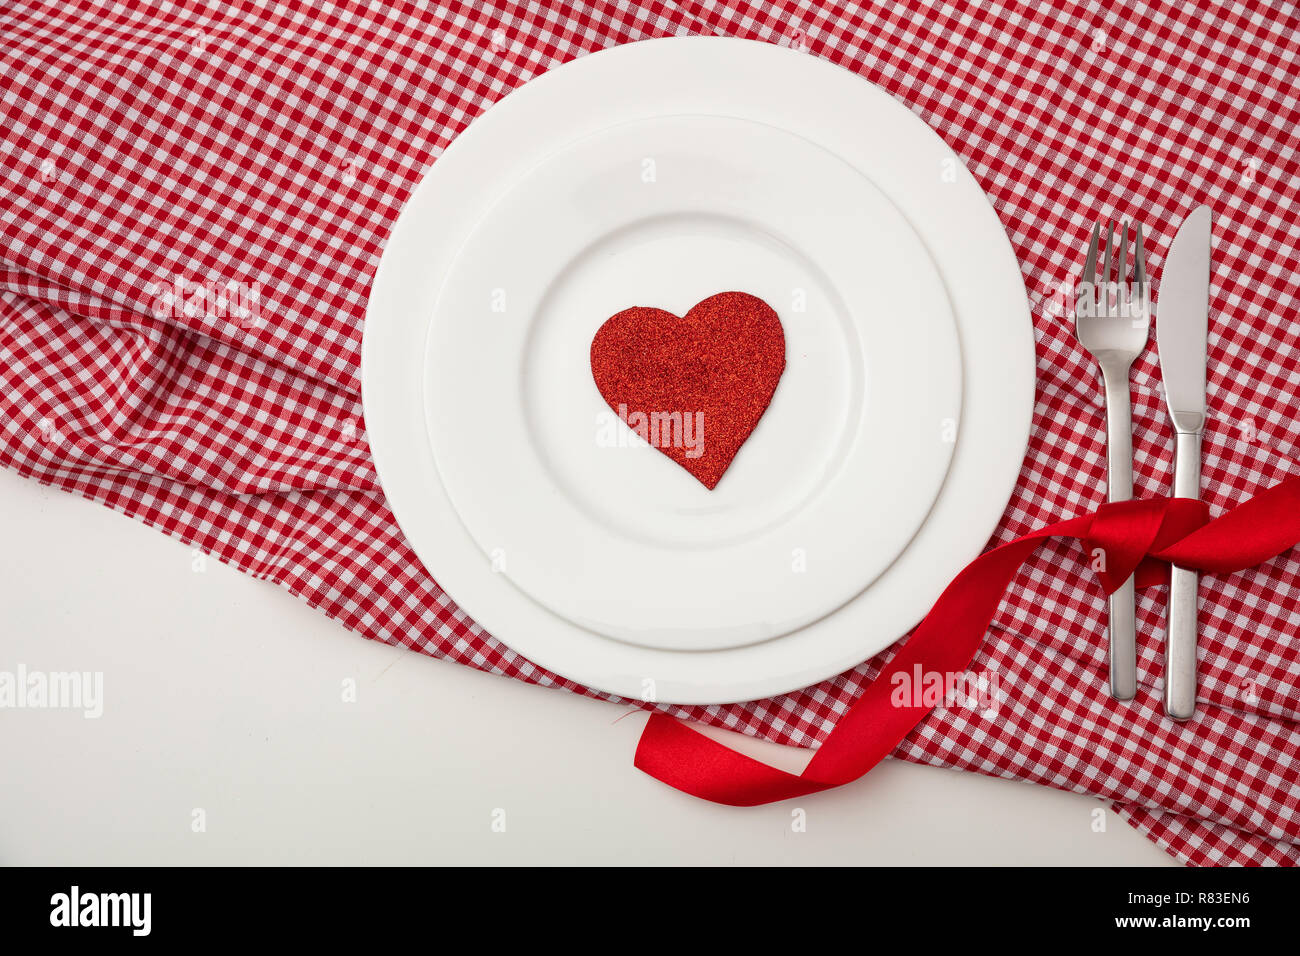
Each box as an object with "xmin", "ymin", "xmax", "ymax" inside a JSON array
[
  {"xmin": 1075, "ymin": 220, "xmax": 1148, "ymax": 700},
  {"xmin": 1156, "ymin": 205, "xmax": 1212, "ymax": 721}
]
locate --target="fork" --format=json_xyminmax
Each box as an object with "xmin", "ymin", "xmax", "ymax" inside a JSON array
[{"xmin": 1074, "ymin": 220, "xmax": 1148, "ymax": 700}]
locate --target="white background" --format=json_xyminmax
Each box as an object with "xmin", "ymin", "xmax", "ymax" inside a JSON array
[{"xmin": 0, "ymin": 467, "xmax": 1175, "ymax": 865}]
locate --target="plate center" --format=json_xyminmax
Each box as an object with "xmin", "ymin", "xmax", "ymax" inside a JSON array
[{"xmin": 522, "ymin": 211, "xmax": 863, "ymax": 549}]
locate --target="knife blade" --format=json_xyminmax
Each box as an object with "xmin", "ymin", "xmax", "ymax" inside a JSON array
[
  {"xmin": 1158, "ymin": 207, "xmax": 1211, "ymax": 432},
  {"xmin": 1156, "ymin": 205, "xmax": 1212, "ymax": 721}
]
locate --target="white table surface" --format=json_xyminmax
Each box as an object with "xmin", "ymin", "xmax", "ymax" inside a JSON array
[{"xmin": 0, "ymin": 467, "xmax": 1176, "ymax": 865}]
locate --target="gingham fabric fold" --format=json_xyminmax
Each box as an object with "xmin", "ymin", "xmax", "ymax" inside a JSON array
[{"xmin": 2, "ymin": 0, "xmax": 1297, "ymax": 865}]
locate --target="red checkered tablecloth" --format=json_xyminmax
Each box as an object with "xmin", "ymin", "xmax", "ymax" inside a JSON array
[{"xmin": 2, "ymin": 0, "xmax": 1298, "ymax": 865}]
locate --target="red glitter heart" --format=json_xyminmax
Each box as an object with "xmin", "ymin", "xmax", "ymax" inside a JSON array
[{"xmin": 590, "ymin": 291, "xmax": 785, "ymax": 489}]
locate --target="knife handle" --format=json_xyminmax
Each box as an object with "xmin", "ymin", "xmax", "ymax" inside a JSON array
[{"xmin": 1165, "ymin": 429, "xmax": 1202, "ymax": 721}]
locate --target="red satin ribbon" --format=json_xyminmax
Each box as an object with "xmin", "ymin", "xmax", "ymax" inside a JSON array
[{"xmin": 635, "ymin": 475, "xmax": 1300, "ymax": 806}]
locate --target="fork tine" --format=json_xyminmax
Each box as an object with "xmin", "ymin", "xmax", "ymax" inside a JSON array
[
  {"xmin": 1102, "ymin": 221, "xmax": 1114, "ymax": 315},
  {"xmin": 1118, "ymin": 222, "xmax": 1129, "ymax": 314},
  {"xmin": 1082, "ymin": 221, "xmax": 1099, "ymax": 313},
  {"xmin": 1118, "ymin": 221, "xmax": 1129, "ymax": 284},
  {"xmin": 1134, "ymin": 223, "xmax": 1147, "ymax": 305}
]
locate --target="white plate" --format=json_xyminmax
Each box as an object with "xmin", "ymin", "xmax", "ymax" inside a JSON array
[
  {"xmin": 425, "ymin": 114, "xmax": 961, "ymax": 651},
  {"xmin": 362, "ymin": 37, "xmax": 1034, "ymax": 704}
]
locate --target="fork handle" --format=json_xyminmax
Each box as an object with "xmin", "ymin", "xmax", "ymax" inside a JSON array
[
  {"xmin": 1165, "ymin": 429, "xmax": 1202, "ymax": 721},
  {"xmin": 1101, "ymin": 363, "xmax": 1137, "ymax": 700}
]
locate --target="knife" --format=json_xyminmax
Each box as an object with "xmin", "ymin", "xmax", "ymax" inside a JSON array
[{"xmin": 1156, "ymin": 205, "xmax": 1212, "ymax": 721}]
